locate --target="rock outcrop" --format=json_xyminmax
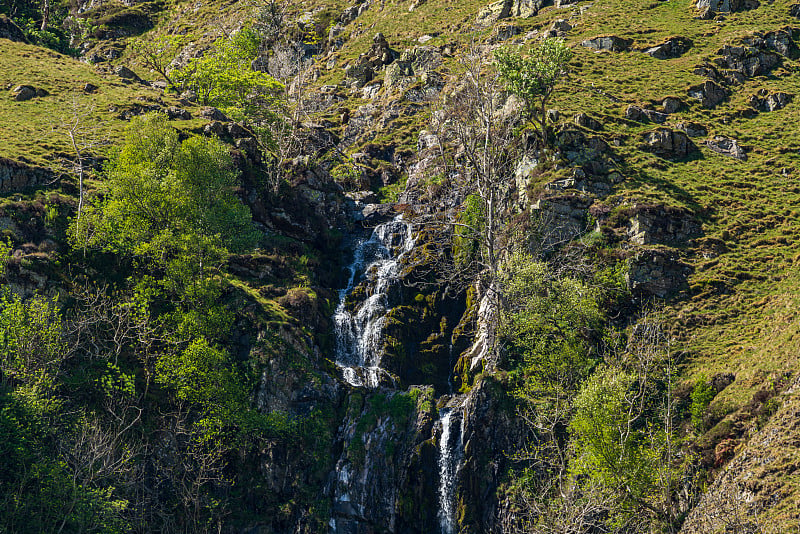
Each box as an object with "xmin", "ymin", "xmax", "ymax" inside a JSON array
[
  {"xmin": 0, "ymin": 15, "xmax": 27, "ymax": 43},
  {"xmin": 641, "ymin": 128, "xmax": 697, "ymax": 159},
  {"xmin": 644, "ymin": 36, "xmax": 693, "ymax": 59},
  {"xmin": 476, "ymin": 0, "xmax": 548, "ymax": 25},
  {"xmin": 0, "ymin": 158, "xmax": 54, "ymax": 192},
  {"xmin": 581, "ymin": 35, "xmax": 633, "ymax": 52},
  {"xmin": 750, "ymin": 90, "xmax": 793, "ymax": 112},
  {"xmin": 687, "ymin": 80, "xmax": 729, "ymax": 108},
  {"xmin": 706, "ymin": 136, "xmax": 747, "ymax": 160}
]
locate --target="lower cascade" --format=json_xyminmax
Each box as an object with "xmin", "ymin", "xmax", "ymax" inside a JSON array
[
  {"xmin": 438, "ymin": 401, "xmax": 465, "ymax": 534},
  {"xmin": 333, "ymin": 214, "xmax": 414, "ymax": 388}
]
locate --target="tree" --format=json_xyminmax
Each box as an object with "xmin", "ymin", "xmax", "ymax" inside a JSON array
[
  {"xmin": 569, "ymin": 317, "xmax": 679, "ymax": 531},
  {"xmin": 73, "ymin": 113, "xmax": 259, "ymax": 268},
  {"xmin": 129, "ymin": 35, "xmax": 185, "ymax": 91},
  {"xmin": 427, "ymin": 45, "xmax": 523, "ymax": 293},
  {"xmin": 173, "ymin": 35, "xmax": 283, "ymax": 121},
  {"xmin": 494, "ymin": 38, "xmax": 573, "ymax": 146}
]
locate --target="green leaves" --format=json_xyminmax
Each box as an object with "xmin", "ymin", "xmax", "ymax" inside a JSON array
[
  {"xmin": 494, "ymin": 38, "xmax": 573, "ymax": 111},
  {"xmin": 74, "ymin": 113, "xmax": 259, "ymax": 268},
  {"xmin": 499, "ymin": 251, "xmax": 602, "ymax": 392},
  {"xmin": 173, "ymin": 36, "xmax": 283, "ymax": 120},
  {"xmin": 494, "ymin": 38, "xmax": 573, "ymax": 144}
]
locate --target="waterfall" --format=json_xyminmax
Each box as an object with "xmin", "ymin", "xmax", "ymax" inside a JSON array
[
  {"xmin": 333, "ymin": 214, "xmax": 414, "ymax": 388},
  {"xmin": 438, "ymin": 404, "xmax": 464, "ymax": 534}
]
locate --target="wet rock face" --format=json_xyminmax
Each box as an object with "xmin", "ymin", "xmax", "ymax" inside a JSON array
[
  {"xmin": 329, "ymin": 389, "xmax": 434, "ymax": 533},
  {"xmin": 641, "ymin": 128, "xmax": 697, "ymax": 159},
  {"xmin": 581, "ymin": 35, "xmax": 633, "ymax": 52},
  {"xmin": 458, "ymin": 379, "xmax": 528, "ymax": 532}
]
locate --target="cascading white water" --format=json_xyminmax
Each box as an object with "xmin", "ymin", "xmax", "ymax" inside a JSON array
[
  {"xmin": 334, "ymin": 214, "xmax": 414, "ymax": 388},
  {"xmin": 437, "ymin": 405, "xmax": 464, "ymax": 534}
]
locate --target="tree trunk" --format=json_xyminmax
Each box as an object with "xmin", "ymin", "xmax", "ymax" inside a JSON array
[{"xmin": 41, "ymin": 0, "xmax": 50, "ymax": 31}]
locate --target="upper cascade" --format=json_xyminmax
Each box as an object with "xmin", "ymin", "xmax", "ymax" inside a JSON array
[{"xmin": 333, "ymin": 213, "xmax": 415, "ymax": 388}]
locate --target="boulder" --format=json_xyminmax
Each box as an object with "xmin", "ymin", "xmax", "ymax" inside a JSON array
[
  {"xmin": 644, "ymin": 36, "xmax": 693, "ymax": 59},
  {"xmin": 83, "ymin": 83, "xmax": 99, "ymax": 93},
  {"xmin": 203, "ymin": 121, "xmax": 226, "ymax": 137},
  {"xmin": 626, "ymin": 105, "xmax": 667, "ymax": 124},
  {"xmin": 114, "ymin": 65, "xmax": 140, "ymax": 81},
  {"xmin": 662, "ymin": 96, "xmax": 683, "ymax": 113},
  {"xmin": 706, "ymin": 136, "xmax": 747, "ymax": 160},
  {"xmin": 0, "ymin": 15, "xmax": 27, "ymax": 43},
  {"xmin": 642, "ymin": 128, "xmax": 696, "ymax": 159},
  {"xmin": 198, "ymin": 107, "xmax": 230, "ymax": 122},
  {"xmin": 574, "ymin": 113, "xmax": 603, "ymax": 130},
  {"xmin": 581, "ymin": 35, "xmax": 633, "ymax": 52},
  {"xmin": 791, "ymin": 3, "xmax": 800, "ymax": 17},
  {"xmin": 749, "ymin": 90, "xmax": 792, "ymax": 112},
  {"xmin": 11, "ymin": 85, "xmax": 36, "ymax": 102},
  {"xmin": 166, "ymin": 107, "xmax": 191, "ymax": 120},
  {"xmin": 687, "ymin": 80, "xmax": 729, "ymax": 108},
  {"xmin": 675, "ymin": 121, "xmax": 708, "ymax": 137}
]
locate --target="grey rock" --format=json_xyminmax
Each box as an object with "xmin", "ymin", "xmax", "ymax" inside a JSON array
[
  {"xmin": 662, "ymin": 97, "xmax": 683, "ymax": 113},
  {"xmin": 626, "ymin": 105, "xmax": 667, "ymax": 123},
  {"xmin": 11, "ymin": 85, "xmax": 36, "ymax": 101},
  {"xmin": 166, "ymin": 107, "xmax": 191, "ymax": 120},
  {"xmin": 235, "ymin": 137, "xmax": 261, "ymax": 162},
  {"xmin": 551, "ymin": 18, "xmax": 572, "ymax": 32},
  {"xmin": 676, "ymin": 121, "xmax": 708, "ymax": 137},
  {"xmin": 645, "ymin": 37, "xmax": 693, "ymax": 59},
  {"xmin": 791, "ymin": 3, "xmax": 800, "ymax": 17},
  {"xmin": 203, "ymin": 121, "xmax": 226, "ymax": 137},
  {"xmin": 750, "ymin": 90, "xmax": 792, "ymax": 112},
  {"xmin": 706, "ymin": 136, "xmax": 747, "ymax": 160},
  {"xmin": 83, "ymin": 83, "xmax": 99, "ymax": 93},
  {"xmin": 476, "ymin": 0, "xmax": 547, "ymax": 25},
  {"xmin": 198, "ymin": 106, "xmax": 230, "ymax": 122},
  {"xmin": 179, "ymin": 90, "xmax": 197, "ymax": 103},
  {"xmin": 227, "ymin": 122, "xmax": 250, "ymax": 138},
  {"xmin": 114, "ymin": 65, "xmax": 140, "ymax": 80},
  {"xmin": 0, "ymin": 157, "xmax": 53, "ymax": 192},
  {"xmin": 687, "ymin": 80, "xmax": 729, "ymax": 108},
  {"xmin": 628, "ymin": 204, "xmax": 702, "ymax": 245},
  {"xmin": 0, "ymin": 15, "xmax": 27, "ymax": 43},
  {"xmin": 696, "ymin": 0, "xmax": 759, "ymax": 17},
  {"xmin": 574, "ymin": 113, "xmax": 603, "ymax": 130},
  {"xmin": 627, "ymin": 248, "xmax": 690, "ymax": 298},
  {"xmin": 642, "ymin": 128, "xmax": 696, "ymax": 159},
  {"xmin": 581, "ymin": 35, "xmax": 633, "ymax": 52}
]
